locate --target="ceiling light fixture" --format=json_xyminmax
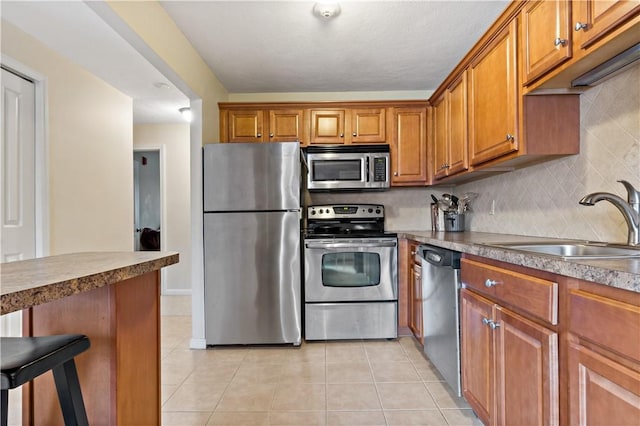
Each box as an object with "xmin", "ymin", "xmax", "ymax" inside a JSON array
[
  {"xmin": 179, "ymin": 107, "xmax": 193, "ymax": 122},
  {"xmin": 313, "ymin": 2, "xmax": 341, "ymax": 19},
  {"xmin": 153, "ymin": 82, "xmax": 171, "ymax": 89}
]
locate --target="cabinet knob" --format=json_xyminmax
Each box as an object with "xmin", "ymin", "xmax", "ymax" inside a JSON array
[
  {"xmin": 482, "ymin": 317, "xmax": 491, "ymax": 325},
  {"xmin": 352, "ymin": 132, "xmax": 357, "ymax": 137},
  {"xmin": 489, "ymin": 321, "xmax": 501, "ymax": 330},
  {"xmin": 485, "ymin": 279, "xmax": 501, "ymax": 288},
  {"xmin": 394, "ymin": 171, "xmax": 398, "ymax": 176},
  {"xmin": 340, "ymin": 133, "xmax": 344, "ymax": 138},
  {"xmin": 257, "ymin": 133, "xmax": 262, "ymax": 138},
  {"xmin": 575, "ymin": 22, "xmax": 588, "ymax": 31},
  {"xmin": 269, "ymin": 133, "xmax": 274, "ymax": 137},
  {"xmin": 554, "ymin": 37, "xmax": 567, "ymax": 47},
  {"xmin": 506, "ymin": 134, "xmax": 515, "ymax": 142}
]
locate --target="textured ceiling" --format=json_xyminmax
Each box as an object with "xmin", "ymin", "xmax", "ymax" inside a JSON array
[
  {"xmin": 1, "ymin": 1, "xmax": 509, "ymax": 123},
  {"xmin": 160, "ymin": 1, "xmax": 509, "ymax": 93}
]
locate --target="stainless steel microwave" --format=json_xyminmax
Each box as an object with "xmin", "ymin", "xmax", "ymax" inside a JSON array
[{"xmin": 304, "ymin": 145, "xmax": 390, "ymax": 191}]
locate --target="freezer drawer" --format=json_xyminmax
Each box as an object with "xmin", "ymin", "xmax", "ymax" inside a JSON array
[
  {"xmin": 204, "ymin": 211, "xmax": 301, "ymax": 345},
  {"xmin": 305, "ymin": 302, "xmax": 397, "ymax": 340}
]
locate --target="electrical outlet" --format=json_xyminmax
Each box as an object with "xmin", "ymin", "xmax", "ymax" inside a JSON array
[{"xmin": 490, "ymin": 200, "xmax": 496, "ymax": 215}]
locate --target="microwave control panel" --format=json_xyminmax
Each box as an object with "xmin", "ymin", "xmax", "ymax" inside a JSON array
[{"xmin": 373, "ymin": 157, "xmax": 387, "ymax": 182}]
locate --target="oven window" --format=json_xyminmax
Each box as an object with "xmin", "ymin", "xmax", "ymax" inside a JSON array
[
  {"xmin": 321, "ymin": 252, "xmax": 381, "ymax": 287},
  {"xmin": 312, "ymin": 160, "xmax": 362, "ymax": 181}
]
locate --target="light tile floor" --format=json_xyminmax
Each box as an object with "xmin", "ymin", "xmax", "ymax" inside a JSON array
[{"xmin": 161, "ymin": 306, "xmax": 482, "ymax": 425}]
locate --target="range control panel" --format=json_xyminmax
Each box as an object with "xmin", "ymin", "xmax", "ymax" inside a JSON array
[{"xmin": 307, "ymin": 204, "xmax": 384, "ymax": 220}]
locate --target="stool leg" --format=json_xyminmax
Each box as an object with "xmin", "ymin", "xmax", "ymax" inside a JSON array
[
  {"xmin": 52, "ymin": 360, "xmax": 89, "ymax": 426},
  {"xmin": 1, "ymin": 389, "xmax": 8, "ymax": 426}
]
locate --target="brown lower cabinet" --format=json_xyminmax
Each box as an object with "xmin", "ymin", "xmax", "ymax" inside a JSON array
[
  {"xmin": 460, "ymin": 288, "xmax": 559, "ymax": 426},
  {"xmin": 460, "ymin": 254, "xmax": 640, "ymax": 426}
]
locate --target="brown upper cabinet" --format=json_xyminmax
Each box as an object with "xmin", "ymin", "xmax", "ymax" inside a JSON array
[
  {"xmin": 468, "ymin": 20, "xmax": 519, "ymax": 166},
  {"xmin": 573, "ymin": 0, "xmax": 640, "ymax": 51},
  {"xmin": 226, "ymin": 110, "xmax": 265, "ymax": 143},
  {"xmin": 521, "ymin": 0, "xmax": 572, "ymax": 85},
  {"xmin": 309, "ymin": 109, "xmax": 347, "ymax": 144},
  {"xmin": 431, "ymin": 71, "xmax": 469, "ymax": 181},
  {"xmin": 221, "ymin": 108, "xmax": 306, "ymax": 144},
  {"xmin": 350, "ymin": 108, "xmax": 386, "ymax": 144},
  {"xmin": 389, "ymin": 107, "xmax": 427, "ymax": 185},
  {"xmin": 269, "ymin": 109, "xmax": 305, "ymax": 143},
  {"xmin": 309, "ymin": 108, "xmax": 386, "ymax": 145},
  {"xmin": 523, "ymin": 0, "xmax": 640, "ymax": 90}
]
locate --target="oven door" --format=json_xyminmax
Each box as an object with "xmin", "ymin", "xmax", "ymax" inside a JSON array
[{"xmin": 304, "ymin": 238, "xmax": 397, "ymax": 302}]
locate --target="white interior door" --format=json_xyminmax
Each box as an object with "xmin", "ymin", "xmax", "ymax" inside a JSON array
[{"xmin": 1, "ymin": 67, "xmax": 36, "ymax": 333}]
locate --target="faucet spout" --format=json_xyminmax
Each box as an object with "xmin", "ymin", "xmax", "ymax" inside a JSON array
[{"xmin": 580, "ymin": 181, "xmax": 640, "ymax": 246}]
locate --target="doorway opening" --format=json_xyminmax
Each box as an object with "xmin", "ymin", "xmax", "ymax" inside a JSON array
[{"xmin": 133, "ymin": 150, "xmax": 162, "ymax": 251}]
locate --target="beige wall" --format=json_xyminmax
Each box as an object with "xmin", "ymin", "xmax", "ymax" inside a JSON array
[
  {"xmin": 134, "ymin": 124, "xmax": 191, "ymax": 293},
  {"xmin": 1, "ymin": 21, "xmax": 134, "ymax": 254},
  {"xmin": 228, "ymin": 90, "xmax": 432, "ymax": 102}
]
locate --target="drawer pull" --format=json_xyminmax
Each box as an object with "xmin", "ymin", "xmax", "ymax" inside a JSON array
[{"xmin": 485, "ymin": 279, "xmax": 501, "ymax": 288}]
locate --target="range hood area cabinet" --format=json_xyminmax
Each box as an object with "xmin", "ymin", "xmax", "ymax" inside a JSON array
[
  {"xmin": 521, "ymin": 0, "xmax": 640, "ymax": 91},
  {"xmin": 218, "ymin": 101, "xmax": 429, "ymax": 186}
]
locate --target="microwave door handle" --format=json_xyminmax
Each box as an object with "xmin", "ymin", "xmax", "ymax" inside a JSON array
[{"xmin": 365, "ymin": 157, "xmax": 370, "ymax": 182}]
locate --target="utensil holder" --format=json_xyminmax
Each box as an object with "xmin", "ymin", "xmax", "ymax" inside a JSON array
[{"xmin": 444, "ymin": 212, "xmax": 465, "ymax": 232}]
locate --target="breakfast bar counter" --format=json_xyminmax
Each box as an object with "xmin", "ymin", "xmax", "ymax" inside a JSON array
[{"xmin": 0, "ymin": 251, "xmax": 179, "ymax": 425}]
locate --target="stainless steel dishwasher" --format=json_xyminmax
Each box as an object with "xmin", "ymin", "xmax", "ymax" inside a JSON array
[{"xmin": 416, "ymin": 244, "xmax": 462, "ymax": 397}]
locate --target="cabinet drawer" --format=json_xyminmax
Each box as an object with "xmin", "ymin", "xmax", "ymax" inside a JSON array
[
  {"xmin": 569, "ymin": 289, "xmax": 640, "ymax": 363},
  {"xmin": 461, "ymin": 258, "xmax": 558, "ymax": 324}
]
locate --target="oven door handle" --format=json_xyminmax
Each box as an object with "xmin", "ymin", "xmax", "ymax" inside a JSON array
[{"xmin": 305, "ymin": 241, "xmax": 397, "ymax": 249}]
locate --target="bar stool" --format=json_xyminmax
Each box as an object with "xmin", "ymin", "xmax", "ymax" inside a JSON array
[{"xmin": 1, "ymin": 334, "xmax": 90, "ymax": 426}]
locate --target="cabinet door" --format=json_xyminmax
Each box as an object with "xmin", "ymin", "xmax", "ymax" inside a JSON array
[
  {"xmin": 228, "ymin": 110, "xmax": 265, "ymax": 142},
  {"xmin": 390, "ymin": 107, "xmax": 427, "ymax": 185},
  {"xmin": 573, "ymin": 0, "xmax": 640, "ymax": 50},
  {"xmin": 310, "ymin": 110, "xmax": 346, "ymax": 144},
  {"xmin": 268, "ymin": 110, "xmax": 304, "ymax": 144},
  {"xmin": 568, "ymin": 342, "xmax": 640, "ymax": 426},
  {"xmin": 460, "ymin": 289, "xmax": 493, "ymax": 425},
  {"xmin": 494, "ymin": 306, "xmax": 559, "ymax": 426},
  {"xmin": 447, "ymin": 71, "xmax": 469, "ymax": 176},
  {"xmin": 521, "ymin": 0, "xmax": 572, "ymax": 85},
  {"xmin": 469, "ymin": 20, "xmax": 519, "ymax": 166},
  {"xmin": 351, "ymin": 108, "xmax": 386, "ymax": 144},
  {"xmin": 431, "ymin": 96, "xmax": 449, "ymax": 180}
]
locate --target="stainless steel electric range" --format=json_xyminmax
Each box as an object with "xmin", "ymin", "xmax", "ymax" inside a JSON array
[{"xmin": 303, "ymin": 204, "xmax": 398, "ymax": 340}]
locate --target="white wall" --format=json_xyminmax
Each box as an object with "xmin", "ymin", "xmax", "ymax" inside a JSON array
[
  {"xmin": 134, "ymin": 123, "xmax": 191, "ymax": 294},
  {"xmin": 1, "ymin": 21, "xmax": 133, "ymax": 253}
]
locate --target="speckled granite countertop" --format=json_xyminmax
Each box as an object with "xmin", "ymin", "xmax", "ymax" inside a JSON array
[
  {"xmin": 0, "ymin": 251, "xmax": 179, "ymax": 315},
  {"xmin": 394, "ymin": 231, "xmax": 640, "ymax": 293}
]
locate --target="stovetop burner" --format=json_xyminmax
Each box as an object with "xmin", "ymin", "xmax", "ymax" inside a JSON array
[{"xmin": 305, "ymin": 204, "xmax": 390, "ymax": 239}]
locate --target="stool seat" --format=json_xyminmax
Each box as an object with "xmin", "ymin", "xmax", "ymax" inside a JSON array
[
  {"xmin": 1, "ymin": 334, "xmax": 90, "ymax": 426},
  {"xmin": 1, "ymin": 335, "xmax": 90, "ymax": 389}
]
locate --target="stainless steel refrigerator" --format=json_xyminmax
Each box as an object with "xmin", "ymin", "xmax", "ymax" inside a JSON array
[{"xmin": 203, "ymin": 142, "xmax": 302, "ymax": 345}]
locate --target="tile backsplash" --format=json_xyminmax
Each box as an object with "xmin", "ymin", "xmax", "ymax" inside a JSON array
[{"xmin": 312, "ymin": 62, "xmax": 639, "ymax": 244}]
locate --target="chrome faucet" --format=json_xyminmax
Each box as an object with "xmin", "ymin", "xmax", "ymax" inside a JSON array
[{"xmin": 579, "ymin": 180, "xmax": 640, "ymax": 246}]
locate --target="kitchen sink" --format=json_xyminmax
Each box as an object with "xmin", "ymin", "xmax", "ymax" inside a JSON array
[{"xmin": 481, "ymin": 241, "xmax": 640, "ymax": 260}]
